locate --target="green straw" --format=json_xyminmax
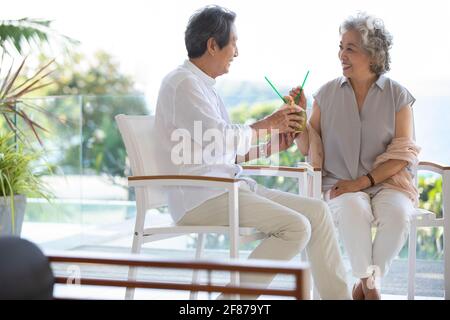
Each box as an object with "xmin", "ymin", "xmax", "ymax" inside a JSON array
[
  {"xmin": 295, "ymin": 70, "xmax": 310, "ymax": 103},
  {"xmin": 264, "ymin": 76, "xmax": 286, "ymax": 104}
]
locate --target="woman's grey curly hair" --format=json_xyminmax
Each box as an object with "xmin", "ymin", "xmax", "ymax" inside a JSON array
[{"xmin": 340, "ymin": 12, "xmax": 393, "ymax": 76}]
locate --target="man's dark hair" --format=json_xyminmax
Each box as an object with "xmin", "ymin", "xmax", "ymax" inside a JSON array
[{"xmin": 185, "ymin": 5, "xmax": 236, "ymax": 59}]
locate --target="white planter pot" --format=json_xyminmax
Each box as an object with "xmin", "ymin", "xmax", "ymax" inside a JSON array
[{"xmin": 0, "ymin": 195, "xmax": 27, "ymax": 236}]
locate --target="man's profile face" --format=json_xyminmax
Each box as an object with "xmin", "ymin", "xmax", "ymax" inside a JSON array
[{"xmin": 213, "ymin": 24, "xmax": 238, "ymax": 78}]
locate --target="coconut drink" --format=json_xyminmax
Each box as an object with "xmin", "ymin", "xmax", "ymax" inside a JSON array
[{"xmin": 283, "ymin": 95, "xmax": 306, "ymax": 133}]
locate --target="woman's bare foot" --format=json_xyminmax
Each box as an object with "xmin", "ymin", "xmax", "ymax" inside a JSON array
[
  {"xmin": 361, "ymin": 277, "xmax": 381, "ymax": 300},
  {"xmin": 352, "ymin": 280, "xmax": 365, "ymax": 300}
]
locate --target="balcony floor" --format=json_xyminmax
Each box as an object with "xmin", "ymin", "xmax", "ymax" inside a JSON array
[{"xmin": 51, "ymin": 244, "xmax": 445, "ymax": 300}]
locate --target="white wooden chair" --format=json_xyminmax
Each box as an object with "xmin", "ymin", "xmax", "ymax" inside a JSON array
[
  {"xmin": 115, "ymin": 114, "xmax": 313, "ymax": 299},
  {"xmin": 407, "ymin": 162, "xmax": 449, "ymax": 299}
]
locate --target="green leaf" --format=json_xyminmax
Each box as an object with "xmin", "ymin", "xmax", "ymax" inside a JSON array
[{"xmin": 0, "ymin": 18, "xmax": 78, "ymax": 55}]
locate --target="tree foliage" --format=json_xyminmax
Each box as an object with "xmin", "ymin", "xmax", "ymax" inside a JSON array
[
  {"xmin": 22, "ymin": 50, "xmax": 148, "ymax": 178},
  {"xmin": 0, "ymin": 18, "xmax": 78, "ymax": 56}
]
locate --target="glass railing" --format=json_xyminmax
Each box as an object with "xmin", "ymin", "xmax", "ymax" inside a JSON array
[
  {"xmin": 9, "ymin": 95, "xmax": 149, "ymax": 249},
  {"xmin": 3, "ymin": 94, "xmax": 448, "ymax": 265}
]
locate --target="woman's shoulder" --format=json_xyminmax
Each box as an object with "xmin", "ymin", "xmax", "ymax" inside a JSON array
[
  {"xmin": 317, "ymin": 77, "xmax": 344, "ymax": 92},
  {"xmin": 379, "ymin": 76, "xmax": 411, "ymax": 94},
  {"xmin": 379, "ymin": 76, "xmax": 416, "ymax": 109},
  {"xmin": 313, "ymin": 77, "xmax": 344, "ymax": 100},
  {"xmin": 312, "ymin": 77, "xmax": 344, "ymax": 111}
]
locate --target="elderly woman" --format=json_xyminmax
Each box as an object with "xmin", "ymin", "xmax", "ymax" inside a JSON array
[{"xmin": 292, "ymin": 13, "xmax": 420, "ymax": 299}]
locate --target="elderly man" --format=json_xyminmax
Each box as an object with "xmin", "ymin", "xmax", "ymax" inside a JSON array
[{"xmin": 155, "ymin": 5, "xmax": 350, "ymax": 299}]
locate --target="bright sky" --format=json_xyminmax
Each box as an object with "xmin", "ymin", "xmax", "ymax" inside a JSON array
[{"xmin": 4, "ymin": 0, "xmax": 450, "ymax": 103}]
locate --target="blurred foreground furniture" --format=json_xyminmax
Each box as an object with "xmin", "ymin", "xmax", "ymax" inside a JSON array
[
  {"xmin": 47, "ymin": 251, "xmax": 310, "ymax": 300},
  {"xmin": 115, "ymin": 114, "xmax": 315, "ymax": 299},
  {"xmin": 0, "ymin": 237, "xmax": 54, "ymax": 299}
]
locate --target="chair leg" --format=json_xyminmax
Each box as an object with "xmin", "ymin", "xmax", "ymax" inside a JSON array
[
  {"xmin": 229, "ymin": 242, "xmax": 240, "ymax": 300},
  {"xmin": 300, "ymin": 250, "xmax": 314, "ymax": 298},
  {"xmin": 312, "ymin": 284, "xmax": 320, "ymax": 300},
  {"xmin": 126, "ymin": 196, "xmax": 147, "ymax": 300},
  {"xmin": 125, "ymin": 230, "xmax": 143, "ymax": 300},
  {"xmin": 443, "ymin": 219, "xmax": 450, "ymax": 300},
  {"xmin": 443, "ymin": 170, "xmax": 450, "ymax": 300},
  {"xmin": 299, "ymin": 250, "xmax": 316, "ymax": 300},
  {"xmin": 228, "ymin": 185, "xmax": 240, "ymax": 299},
  {"xmin": 190, "ymin": 233, "xmax": 205, "ymax": 300},
  {"xmin": 407, "ymin": 222, "xmax": 417, "ymax": 300}
]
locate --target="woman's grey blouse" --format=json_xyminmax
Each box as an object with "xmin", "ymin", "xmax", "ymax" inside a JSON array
[{"xmin": 313, "ymin": 75, "xmax": 415, "ymax": 194}]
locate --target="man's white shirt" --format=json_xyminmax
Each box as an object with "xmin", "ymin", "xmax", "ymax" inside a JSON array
[{"xmin": 155, "ymin": 60, "xmax": 253, "ymax": 223}]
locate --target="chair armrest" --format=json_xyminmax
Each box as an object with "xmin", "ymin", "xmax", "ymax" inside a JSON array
[
  {"xmin": 241, "ymin": 164, "xmax": 322, "ymax": 177},
  {"xmin": 296, "ymin": 162, "xmax": 322, "ymax": 176},
  {"xmin": 418, "ymin": 161, "xmax": 450, "ymax": 175},
  {"xmin": 241, "ymin": 163, "xmax": 322, "ymax": 198},
  {"xmin": 241, "ymin": 165, "xmax": 307, "ymax": 178},
  {"xmin": 128, "ymin": 175, "xmax": 242, "ymax": 189},
  {"xmin": 242, "ymin": 165, "xmax": 307, "ymax": 173}
]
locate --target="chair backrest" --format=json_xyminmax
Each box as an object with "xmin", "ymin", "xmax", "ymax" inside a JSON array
[{"xmin": 115, "ymin": 114, "xmax": 167, "ymax": 209}]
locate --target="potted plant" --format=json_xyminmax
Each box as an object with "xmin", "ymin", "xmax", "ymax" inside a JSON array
[
  {"xmin": 0, "ymin": 54, "xmax": 55, "ymax": 236},
  {"xmin": 0, "ymin": 18, "xmax": 77, "ymax": 236},
  {"xmin": 0, "ymin": 131, "xmax": 50, "ymax": 235}
]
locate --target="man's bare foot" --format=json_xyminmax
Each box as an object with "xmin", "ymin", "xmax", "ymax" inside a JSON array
[
  {"xmin": 352, "ymin": 281, "xmax": 365, "ymax": 300},
  {"xmin": 361, "ymin": 277, "xmax": 381, "ymax": 300}
]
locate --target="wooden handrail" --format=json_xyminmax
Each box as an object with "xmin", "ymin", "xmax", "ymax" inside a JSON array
[
  {"xmin": 48, "ymin": 251, "xmax": 308, "ymax": 273},
  {"xmin": 52, "ymin": 277, "xmax": 303, "ymax": 298},
  {"xmin": 47, "ymin": 251, "xmax": 310, "ymax": 300}
]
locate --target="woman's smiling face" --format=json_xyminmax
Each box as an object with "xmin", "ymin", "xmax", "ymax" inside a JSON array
[{"xmin": 339, "ymin": 29, "xmax": 373, "ymax": 79}]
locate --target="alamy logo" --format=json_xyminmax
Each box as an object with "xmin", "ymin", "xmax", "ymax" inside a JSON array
[
  {"xmin": 66, "ymin": 265, "xmax": 81, "ymax": 287},
  {"xmin": 170, "ymin": 121, "xmax": 280, "ymax": 166}
]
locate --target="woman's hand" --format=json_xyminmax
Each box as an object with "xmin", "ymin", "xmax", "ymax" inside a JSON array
[
  {"xmin": 289, "ymin": 86, "xmax": 307, "ymax": 110},
  {"xmin": 329, "ymin": 177, "xmax": 370, "ymax": 199}
]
